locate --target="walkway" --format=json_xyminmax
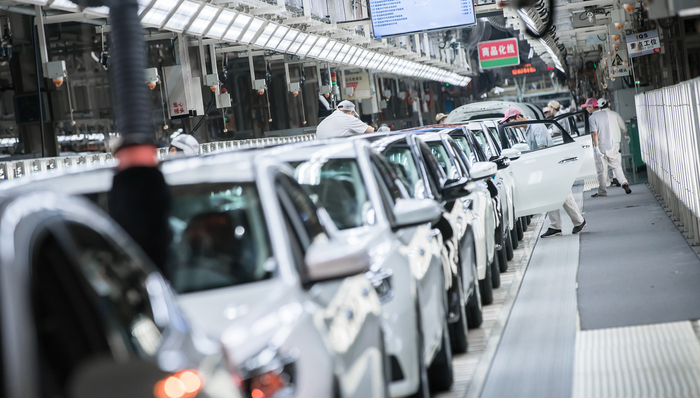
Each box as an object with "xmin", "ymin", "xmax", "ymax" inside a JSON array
[{"xmin": 454, "ymin": 182, "xmax": 700, "ymax": 398}]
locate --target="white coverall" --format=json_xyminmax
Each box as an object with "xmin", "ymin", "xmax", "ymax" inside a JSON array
[
  {"xmin": 605, "ymin": 109, "xmax": 627, "ymax": 182},
  {"xmin": 590, "ymin": 110, "xmax": 628, "ymax": 195}
]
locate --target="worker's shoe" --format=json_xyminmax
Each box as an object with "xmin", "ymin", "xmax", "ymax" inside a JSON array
[
  {"xmin": 540, "ymin": 228, "xmax": 562, "ymax": 238},
  {"xmin": 572, "ymin": 220, "xmax": 587, "ymax": 234},
  {"xmin": 611, "ymin": 178, "xmax": 621, "ymax": 187},
  {"xmin": 591, "ymin": 193, "xmax": 607, "ymax": 198},
  {"xmin": 623, "ymin": 184, "xmax": 632, "ymax": 194}
]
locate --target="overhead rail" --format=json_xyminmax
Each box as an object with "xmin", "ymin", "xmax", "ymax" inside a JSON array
[
  {"xmin": 19, "ymin": 0, "xmax": 471, "ymax": 86},
  {"xmin": 636, "ymin": 79, "xmax": 700, "ymax": 245},
  {"xmin": 0, "ymin": 133, "xmax": 316, "ymax": 182}
]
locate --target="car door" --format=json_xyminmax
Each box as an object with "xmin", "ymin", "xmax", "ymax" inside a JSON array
[
  {"xmin": 275, "ymin": 173, "xmax": 385, "ymax": 398},
  {"xmin": 554, "ymin": 110, "xmax": 597, "ymax": 181},
  {"xmin": 499, "ymin": 120, "xmax": 585, "ymax": 217},
  {"xmin": 367, "ymin": 153, "xmax": 445, "ymax": 358}
]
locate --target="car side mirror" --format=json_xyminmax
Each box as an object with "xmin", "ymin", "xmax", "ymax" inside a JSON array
[
  {"xmin": 471, "ymin": 161, "xmax": 498, "ymax": 180},
  {"xmin": 69, "ymin": 356, "xmax": 167, "ymax": 398},
  {"xmin": 305, "ymin": 238, "xmax": 371, "ymax": 283},
  {"xmin": 392, "ymin": 198, "xmax": 442, "ymax": 230},
  {"xmin": 501, "ymin": 148, "xmax": 521, "ymax": 160},
  {"xmin": 489, "ymin": 156, "xmax": 510, "ymax": 170},
  {"xmin": 441, "ymin": 177, "xmax": 472, "ymax": 202},
  {"xmin": 512, "ymin": 143, "xmax": 530, "ymax": 153}
]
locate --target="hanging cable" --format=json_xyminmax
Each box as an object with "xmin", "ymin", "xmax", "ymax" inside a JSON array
[
  {"xmin": 522, "ymin": 0, "xmax": 555, "ymax": 39},
  {"xmin": 66, "ymin": 76, "xmax": 76, "ymax": 126},
  {"xmin": 158, "ymin": 69, "xmax": 168, "ymax": 131},
  {"xmin": 265, "ymin": 88, "xmax": 272, "ymax": 123}
]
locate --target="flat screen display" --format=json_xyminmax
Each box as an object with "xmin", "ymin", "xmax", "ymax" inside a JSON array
[{"xmin": 369, "ymin": 0, "xmax": 476, "ymax": 39}]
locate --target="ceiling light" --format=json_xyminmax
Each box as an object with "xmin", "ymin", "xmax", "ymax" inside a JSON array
[
  {"xmin": 206, "ymin": 9, "xmax": 236, "ymax": 39},
  {"xmin": 224, "ymin": 14, "xmax": 251, "ymax": 41},
  {"xmin": 141, "ymin": 0, "xmax": 177, "ymax": 27},
  {"xmin": 276, "ymin": 29, "xmax": 299, "ymax": 52},
  {"xmin": 255, "ymin": 22, "xmax": 278, "ymax": 47},
  {"xmin": 341, "ymin": 46, "xmax": 358, "ymax": 64},
  {"xmin": 307, "ymin": 37, "xmax": 329, "ymax": 58},
  {"xmin": 288, "ymin": 33, "xmax": 309, "ymax": 54},
  {"xmin": 239, "ymin": 18, "xmax": 265, "ymax": 44},
  {"xmin": 265, "ymin": 25, "xmax": 288, "ymax": 49},
  {"xmin": 296, "ymin": 35, "xmax": 318, "ymax": 56},
  {"xmin": 187, "ymin": 5, "xmax": 219, "ymax": 36},
  {"xmin": 164, "ymin": 0, "xmax": 199, "ymax": 31}
]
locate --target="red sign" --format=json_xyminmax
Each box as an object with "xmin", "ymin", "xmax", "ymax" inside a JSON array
[
  {"xmin": 478, "ymin": 38, "xmax": 520, "ymax": 69},
  {"xmin": 512, "ymin": 64, "xmax": 537, "ymax": 75}
]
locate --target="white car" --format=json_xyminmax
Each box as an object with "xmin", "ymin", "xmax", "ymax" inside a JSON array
[
  {"xmin": 445, "ymin": 100, "xmax": 544, "ymax": 124},
  {"xmin": 270, "ymin": 139, "xmax": 455, "ymax": 397},
  {"xmin": 409, "ymin": 131, "xmax": 500, "ymax": 304},
  {"xmin": 0, "ymin": 153, "xmax": 390, "ymax": 398}
]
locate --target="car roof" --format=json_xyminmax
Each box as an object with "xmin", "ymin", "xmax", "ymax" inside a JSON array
[
  {"xmin": 446, "ymin": 100, "xmax": 539, "ymax": 123},
  {"xmin": 265, "ymin": 139, "xmax": 361, "ymax": 162},
  {"xmin": 0, "ymin": 150, "xmax": 263, "ymax": 196}
]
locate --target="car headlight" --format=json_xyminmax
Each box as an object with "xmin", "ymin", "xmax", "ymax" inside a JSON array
[
  {"xmin": 240, "ymin": 348, "xmax": 297, "ymax": 398},
  {"xmin": 365, "ymin": 268, "xmax": 394, "ymax": 304}
]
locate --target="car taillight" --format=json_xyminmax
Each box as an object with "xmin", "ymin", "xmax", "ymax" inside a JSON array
[{"xmin": 153, "ymin": 370, "xmax": 203, "ymax": 398}]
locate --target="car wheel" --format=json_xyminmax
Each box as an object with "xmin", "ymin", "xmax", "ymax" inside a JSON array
[
  {"xmin": 516, "ymin": 218, "xmax": 524, "ymax": 241},
  {"xmin": 491, "ymin": 254, "xmax": 501, "ymax": 289},
  {"xmin": 428, "ymin": 318, "xmax": 454, "ymax": 392},
  {"xmin": 448, "ymin": 276, "xmax": 469, "ymax": 354},
  {"xmin": 526, "ymin": 215, "xmax": 532, "ymax": 225},
  {"xmin": 505, "ymin": 229, "xmax": 514, "ymax": 261},
  {"xmin": 520, "ymin": 216, "xmax": 528, "ymax": 232},
  {"xmin": 408, "ymin": 302, "xmax": 430, "ymax": 398},
  {"xmin": 510, "ymin": 226, "xmax": 519, "ymax": 250},
  {"xmin": 479, "ymin": 262, "xmax": 494, "ymax": 305},
  {"xmin": 466, "ymin": 254, "xmax": 483, "ymax": 329},
  {"xmin": 498, "ymin": 244, "xmax": 508, "ymax": 273}
]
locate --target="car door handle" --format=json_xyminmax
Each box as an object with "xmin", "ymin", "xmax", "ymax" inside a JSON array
[
  {"xmin": 559, "ymin": 157, "xmax": 579, "ymax": 164},
  {"xmin": 582, "ymin": 145, "xmax": 591, "ymax": 148},
  {"xmin": 428, "ymin": 228, "xmax": 441, "ymax": 239}
]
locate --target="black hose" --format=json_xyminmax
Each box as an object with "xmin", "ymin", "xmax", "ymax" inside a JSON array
[
  {"xmin": 189, "ymin": 94, "xmax": 216, "ymax": 134},
  {"xmin": 522, "ymin": 0, "xmax": 555, "ymax": 39},
  {"xmin": 108, "ymin": 0, "xmax": 152, "ymax": 147}
]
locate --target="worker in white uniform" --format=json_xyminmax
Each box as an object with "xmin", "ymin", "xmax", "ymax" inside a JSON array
[
  {"xmin": 500, "ymin": 108, "xmax": 586, "ymax": 237},
  {"xmin": 315, "ymin": 100, "xmax": 375, "ymax": 139},
  {"xmin": 598, "ymin": 98, "xmax": 629, "ymax": 187},
  {"xmin": 584, "ymin": 98, "xmax": 632, "ymax": 197}
]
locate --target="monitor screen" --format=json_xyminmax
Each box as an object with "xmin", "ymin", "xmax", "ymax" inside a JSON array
[{"xmin": 369, "ymin": 0, "xmax": 476, "ymax": 39}]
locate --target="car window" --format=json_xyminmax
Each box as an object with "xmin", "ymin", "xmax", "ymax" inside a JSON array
[
  {"xmin": 449, "ymin": 140, "xmax": 471, "ymax": 177},
  {"xmin": 418, "ymin": 141, "xmax": 446, "ymax": 187},
  {"xmin": 502, "ymin": 121, "xmax": 570, "ymax": 153},
  {"xmin": 32, "ymin": 222, "xmax": 163, "ymax": 395},
  {"xmin": 382, "ymin": 145, "xmax": 425, "ymax": 199},
  {"xmin": 169, "ymin": 183, "xmax": 274, "ymax": 294},
  {"xmin": 292, "ymin": 158, "xmax": 374, "ymax": 230},
  {"xmin": 487, "ymin": 127, "xmax": 503, "ymax": 152},
  {"xmin": 471, "ymin": 129, "xmax": 497, "ymax": 159},
  {"xmin": 276, "ymin": 173, "xmax": 326, "ymax": 247},
  {"xmin": 427, "ymin": 141, "xmax": 459, "ymax": 179},
  {"xmin": 451, "ymin": 135, "xmax": 477, "ymax": 166},
  {"xmin": 370, "ymin": 153, "xmax": 405, "ymax": 205}
]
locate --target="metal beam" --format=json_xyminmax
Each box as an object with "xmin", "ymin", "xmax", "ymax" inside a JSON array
[
  {"xmin": 42, "ymin": 11, "xmax": 103, "ymax": 24},
  {"xmin": 555, "ymin": 0, "xmax": 615, "ymax": 11},
  {"xmin": 35, "ymin": 5, "xmax": 49, "ymax": 65}
]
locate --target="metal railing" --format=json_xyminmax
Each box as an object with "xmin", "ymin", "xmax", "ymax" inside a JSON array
[
  {"xmin": 0, "ymin": 133, "xmax": 316, "ymax": 182},
  {"xmin": 636, "ymin": 78, "xmax": 700, "ymax": 245}
]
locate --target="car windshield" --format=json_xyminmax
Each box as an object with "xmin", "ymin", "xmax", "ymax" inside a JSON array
[
  {"xmin": 382, "ymin": 146, "xmax": 424, "ymax": 198},
  {"xmin": 292, "ymin": 158, "xmax": 373, "ymax": 230},
  {"xmin": 451, "ymin": 135, "xmax": 477, "ymax": 166},
  {"xmin": 427, "ymin": 142, "xmax": 458, "ymax": 179},
  {"xmin": 168, "ymin": 183, "xmax": 273, "ymax": 294},
  {"xmin": 471, "ymin": 129, "xmax": 497, "ymax": 159}
]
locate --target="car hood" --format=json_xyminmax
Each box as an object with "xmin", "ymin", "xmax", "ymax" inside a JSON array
[{"xmin": 176, "ymin": 279, "xmax": 303, "ymax": 364}]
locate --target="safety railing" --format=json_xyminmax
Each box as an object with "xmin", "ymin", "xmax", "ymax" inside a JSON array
[
  {"xmin": 0, "ymin": 133, "xmax": 316, "ymax": 182},
  {"xmin": 636, "ymin": 78, "xmax": 700, "ymax": 244}
]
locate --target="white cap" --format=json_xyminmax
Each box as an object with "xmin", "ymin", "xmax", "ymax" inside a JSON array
[
  {"xmin": 337, "ymin": 100, "xmax": 359, "ymax": 116},
  {"xmin": 547, "ymin": 100, "xmax": 561, "ymax": 110},
  {"xmin": 542, "ymin": 106, "xmax": 550, "ymax": 113},
  {"xmin": 170, "ymin": 134, "xmax": 200, "ymax": 156},
  {"xmin": 598, "ymin": 98, "xmax": 608, "ymax": 108}
]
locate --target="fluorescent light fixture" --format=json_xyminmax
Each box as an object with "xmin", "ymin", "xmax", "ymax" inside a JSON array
[
  {"xmin": 138, "ymin": 0, "xmax": 153, "ymax": 15},
  {"xmin": 265, "ymin": 25, "xmax": 288, "ymax": 49},
  {"xmin": 375, "ymin": 55, "xmax": 389, "ymax": 70},
  {"xmin": 359, "ymin": 52, "xmax": 375, "ymax": 68},
  {"xmin": 334, "ymin": 44, "xmax": 350, "ymax": 62},
  {"xmin": 307, "ymin": 37, "xmax": 328, "ymax": 58},
  {"xmin": 239, "ymin": 17, "xmax": 265, "ymax": 44},
  {"xmin": 350, "ymin": 49, "xmax": 366, "ymax": 66},
  {"xmin": 325, "ymin": 41, "xmax": 343, "ymax": 61},
  {"xmin": 318, "ymin": 40, "xmax": 337, "ymax": 60},
  {"xmin": 288, "ymin": 33, "xmax": 309, "ymax": 54},
  {"xmin": 342, "ymin": 46, "xmax": 358, "ymax": 64},
  {"xmin": 207, "ymin": 9, "xmax": 235, "ymax": 38},
  {"xmin": 49, "ymin": 0, "xmax": 79, "ymax": 11},
  {"xmin": 277, "ymin": 29, "xmax": 299, "ymax": 52},
  {"xmin": 142, "ymin": 0, "xmax": 178, "ymax": 27},
  {"xmin": 164, "ymin": 0, "xmax": 199, "ymax": 31},
  {"xmin": 297, "ymin": 35, "xmax": 317, "ymax": 56},
  {"xmin": 187, "ymin": 5, "xmax": 218, "ymax": 35},
  {"xmin": 255, "ymin": 22, "xmax": 278, "ymax": 47},
  {"xmin": 224, "ymin": 14, "xmax": 250, "ymax": 41},
  {"xmin": 85, "ymin": 6, "xmax": 109, "ymax": 15}
]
